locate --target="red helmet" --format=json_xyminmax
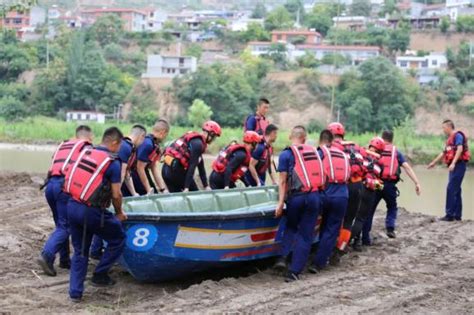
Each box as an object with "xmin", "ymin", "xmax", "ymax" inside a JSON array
[
  {"xmin": 243, "ymin": 131, "xmax": 262, "ymax": 144},
  {"xmin": 202, "ymin": 120, "xmax": 222, "ymax": 136},
  {"xmin": 369, "ymin": 137, "xmax": 385, "ymax": 152},
  {"xmin": 328, "ymin": 122, "xmax": 345, "ymax": 136}
]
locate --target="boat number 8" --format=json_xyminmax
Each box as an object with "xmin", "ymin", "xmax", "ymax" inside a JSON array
[
  {"xmin": 133, "ymin": 228, "xmax": 150, "ymax": 247},
  {"xmin": 126, "ymin": 224, "xmax": 158, "ymax": 252}
]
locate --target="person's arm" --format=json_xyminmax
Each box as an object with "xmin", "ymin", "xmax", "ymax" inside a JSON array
[
  {"xmin": 248, "ymin": 158, "xmax": 262, "ymax": 186},
  {"xmin": 108, "ymin": 161, "xmax": 126, "ymax": 221},
  {"xmin": 184, "ymin": 139, "xmax": 205, "ymax": 191},
  {"xmin": 150, "ymin": 161, "xmax": 168, "ymax": 193},
  {"xmin": 245, "ymin": 116, "xmax": 256, "ymax": 131},
  {"xmin": 197, "ymin": 159, "xmax": 210, "ymax": 190},
  {"xmin": 137, "ymin": 160, "xmax": 153, "ymax": 194},
  {"xmin": 402, "ymin": 162, "xmax": 421, "ymax": 195},
  {"xmin": 124, "ymin": 172, "xmax": 139, "ymax": 196},
  {"xmin": 269, "ymin": 158, "xmax": 277, "ymax": 185},
  {"xmin": 428, "ymin": 152, "xmax": 444, "ymax": 169},
  {"xmin": 449, "ymin": 145, "xmax": 464, "ymax": 172},
  {"xmin": 275, "ymin": 172, "xmax": 287, "ymax": 218},
  {"xmin": 224, "ymin": 151, "xmax": 246, "ymax": 189},
  {"xmin": 120, "ymin": 163, "xmax": 128, "ymax": 184}
]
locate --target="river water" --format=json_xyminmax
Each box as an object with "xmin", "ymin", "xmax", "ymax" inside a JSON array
[{"xmin": 0, "ymin": 143, "xmax": 472, "ymax": 220}]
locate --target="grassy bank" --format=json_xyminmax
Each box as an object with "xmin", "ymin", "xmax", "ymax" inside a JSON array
[{"xmin": 1, "ymin": 117, "xmax": 473, "ymax": 165}]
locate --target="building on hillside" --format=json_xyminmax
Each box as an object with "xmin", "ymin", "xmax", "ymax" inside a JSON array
[
  {"xmin": 81, "ymin": 8, "xmax": 147, "ymax": 32},
  {"xmin": 332, "ymin": 16, "xmax": 368, "ymax": 31},
  {"xmin": 0, "ymin": 7, "xmax": 46, "ymax": 39},
  {"xmin": 449, "ymin": 6, "xmax": 474, "ymax": 20},
  {"xmin": 248, "ymin": 41, "xmax": 380, "ymax": 65},
  {"xmin": 446, "ymin": 0, "xmax": 474, "ymax": 7},
  {"xmin": 396, "ymin": 53, "xmax": 448, "ymax": 71},
  {"xmin": 271, "ymin": 29, "xmax": 322, "ymax": 45},
  {"xmin": 142, "ymin": 55, "xmax": 197, "ymax": 78},
  {"xmin": 145, "ymin": 10, "xmax": 167, "ymax": 32},
  {"xmin": 295, "ymin": 44, "xmax": 380, "ymax": 66},
  {"xmin": 388, "ymin": 16, "xmax": 441, "ymax": 29},
  {"xmin": 66, "ymin": 111, "xmax": 106, "ymax": 124},
  {"xmin": 229, "ymin": 18, "xmax": 264, "ymax": 31}
]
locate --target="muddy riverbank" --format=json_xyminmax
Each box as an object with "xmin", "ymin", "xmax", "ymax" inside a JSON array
[{"xmin": 0, "ymin": 171, "xmax": 472, "ymax": 313}]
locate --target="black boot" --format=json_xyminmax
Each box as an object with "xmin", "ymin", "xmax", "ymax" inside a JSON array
[
  {"xmin": 90, "ymin": 273, "xmax": 116, "ymax": 287},
  {"xmin": 386, "ymin": 227, "xmax": 396, "ymax": 239},
  {"xmin": 273, "ymin": 256, "xmax": 287, "ymax": 272},
  {"xmin": 37, "ymin": 254, "xmax": 57, "ymax": 277},
  {"xmin": 351, "ymin": 238, "xmax": 363, "ymax": 252}
]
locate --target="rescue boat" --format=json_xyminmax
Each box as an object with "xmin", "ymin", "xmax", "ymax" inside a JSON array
[{"xmin": 119, "ymin": 186, "xmax": 310, "ymax": 282}]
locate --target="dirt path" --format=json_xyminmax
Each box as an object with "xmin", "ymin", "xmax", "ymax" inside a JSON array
[{"xmin": 0, "ymin": 172, "xmax": 472, "ymax": 313}]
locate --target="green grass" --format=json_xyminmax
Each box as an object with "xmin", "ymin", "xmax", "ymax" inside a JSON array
[{"xmin": 0, "ymin": 116, "xmax": 472, "ymax": 165}]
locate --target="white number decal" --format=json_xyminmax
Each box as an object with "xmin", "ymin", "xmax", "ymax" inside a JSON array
[{"xmin": 132, "ymin": 228, "xmax": 150, "ymax": 247}]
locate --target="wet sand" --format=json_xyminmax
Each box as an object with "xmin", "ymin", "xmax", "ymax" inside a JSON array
[{"xmin": 0, "ymin": 171, "xmax": 473, "ymax": 313}]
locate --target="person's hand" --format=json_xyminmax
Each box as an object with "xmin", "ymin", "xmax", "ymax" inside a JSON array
[
  {"xmin": 271, "ymin": 180, "xmax": 277, "ymax": 186},
  {"xmin": 183, "ymin": 188, "xmax": 189, "ymax": 193},
  {"xmin": 116, "ymin": 212, "xmax": 128, "ymax": 222},
  {"xmin": 275, "ymin": 202, "xmax": 284, "ymax": 218},
  {"xmin": 133, "ymin": 193, "xmax": 140, "ymax": 197},
  {"xmin": 224, "ymin": 186, "xmax": 229, "ymax": 190},
  {"xmin": 162, "ymin": 188, "xmax": 170, "ymax": 194},
  {"xmin": 415, "ymin": 183, "xmax": 421, "ymax": 196},
  {"xmin": 147, "ymin": 188, "xmax": 154, "ymax": 196},
  {"xmin": 427, "ymin": 161, "xmax": 435, "ymax": 169},
  {"xmin": 205, "ymin": 186, "xmax": 212, "ymax": 191},
  {"xmin": 448, "ymin": 163, "xmax": 455, "ymax": 172}
]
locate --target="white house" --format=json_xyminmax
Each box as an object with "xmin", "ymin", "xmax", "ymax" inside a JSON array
[
  {"xmin": 229, "ymin": 18, "xmax": 264, "ymax": 31},
  {"xmin": 396, "ymin": 53, "xmax": 448, "ymax": 71},
  {"xmin": 146, "ymin": 10, "xmax": 167, "ymax": 32},
  {"xmin": 66, "ymin": 111, "xmax": 106, "ymax": 124},
  {"xmin": 142, "ymin": 55, "xmax": 197, "ymax": 78}
]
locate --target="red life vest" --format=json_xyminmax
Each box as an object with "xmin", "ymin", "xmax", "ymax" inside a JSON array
[
  {"xmin": 255, "ymin": 141, "xmax": 273, "ymax": 175},
  {"xmin": 164, "ymin": 131, "xmax": 207, "ymax": 169},
  {"xmin": 288, "ymin": 144, "xmax": 325, "ymax": 193},
  {"xmin": 120, "ymin": 137, "xmax": 137, "ymax": 171},
  {"xmin": 363, "ymin": 151, "xmax": 383, "ymax": 191},
  {"xmin": 212, "ymin": 144, "xmax": 251, "ymax": 183},
  {"xmin": 244, "ymin": 114, "xmax": 269, "ymax": 135},
  {"xmin": 333, "ymin": 139, "xmax": 365, "ymax": 182},
  {"xmin": 379, "ymin": 144, "xmax": 400, "ymax": 181},
  {"xmin": 48, "ymin": 139, "xmax": 91, "ymax": 177},
  {"xmin": 64, "ymin": 148, "xmax": 114, "ymax": 208},
  {"xmin": 321, "ymin": 145, "xmax": 351, "ymax": 184},
  {"xmin": 444, "ymin": 131, "xmax": 471, "ymax": 165}
]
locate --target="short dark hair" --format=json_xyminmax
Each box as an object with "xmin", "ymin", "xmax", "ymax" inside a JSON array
[
  {"xmin": 75, "ymin": 125, "xmax": 91, "ymax": 137},
  {"xmin": 102, "ymin": 126, "xmax": 123, "ymax": 144},
  {"xmin": 154, "ymin": 119, "xmax": 170, "ymax": 132},
  {"xmin": 382, "ymin": 130, "xmax": 394, "ymax": 142},
  {"xmin": 258, "ymin": 98, "xmax": 270, "ymax": 106},
  {"xmin": 265, "ymin": 124, "xmax": 278, "ymax": 135},
  {"xmin": 291, "ymin": 125, "xmax": 306, "ymax": 139},
  {"xmin": 442, "ymin": 119, "xmax": 455, "ymax": 129},
  {"xmin": 319, "ymin": 129, "xmax": 334, "ymax": 143}
]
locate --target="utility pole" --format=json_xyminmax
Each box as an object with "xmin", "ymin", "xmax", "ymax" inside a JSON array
[{"xmin": 470, "ymin": 41, "xmax": 472, "ymax": 67}]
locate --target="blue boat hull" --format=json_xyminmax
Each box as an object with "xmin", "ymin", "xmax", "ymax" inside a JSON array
[{"xmin": 120, "ymin": 215, "xmax": 287, "ymax": 282}]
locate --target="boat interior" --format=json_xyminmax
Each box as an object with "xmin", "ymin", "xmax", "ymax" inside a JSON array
[{"xmin": 122, "ymin": 186, "xmax": 279, "ymax": 214}]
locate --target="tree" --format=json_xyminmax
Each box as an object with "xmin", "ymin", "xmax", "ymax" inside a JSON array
[
  {"xmin": 456, "ymin": 15, "xmax": 474, "ymax": 32},
  {"xmin": 440, "ymin": 16, "xmax": 450, "ymax": 33},
  {"xmin": 345, "ymin": 97, "xmax": 373, "ymax": 133},
  {"xmin": 284, "ymin": 0, "xmax": 305, "ymax": 23},
  {"xmin": 87, "ymin": 14, "xmax": 124, "ymax": 47},
  {"xmin": 296, "ymin": 51, "xmax": 319, "ymax": 68},
  {"xmin": 264, "ymin": 6, "xmax": 293, "ymax": 31},
  {"xmin": 304, "ymin": 3, "xmax": 340, "ymax": 36},
  {"xmin": 0, "ymin": 96, "xmax": 27, "ymax": 120},
  {"xmin": 240, "ymin": 22, "xmax": 270, "ymax": 42},
  {"xmin": 174, "ymin": 63, "xmax": 259, "ymax": 127},
  {"xmin": 0, "ymin": 43, "xmax": 37, "ymax": 81},
  {"xmin": 388, "ymin": 27, "xmax": 410, "ymax": 54},
  {"xmin": 265, "ymin": 43, "xmax": 289, "ymax": 69},
  {"xmin": 366, "ymin": 26, "xmax": 389, "ymax": 48},
  {"xmin": 251, "ymin": 3, "xmax": 267, "ymax": 18},
  {"xmin": 188, "ymin": 99, "xmax": 213, "ymax": 127},
  {"xmin": 185, "ymin": 44, "xmax": 203, "ymax": 60},
  {"xmin": 350, "ymin": 0, "xmax": 372, "ymax": 16}
]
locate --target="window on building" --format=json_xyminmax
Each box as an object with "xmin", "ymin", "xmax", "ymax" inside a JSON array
[
  {"xmin": 4, "ymin": 18, "xmax": 10, "ymax": 24},
  {"xmin": 277, "ymin": 35, "xmax": 282, "ymax": 40},
  {"xmin": 77, "ymin": 113, "xmax": 82, "ymax": 120},
  {"xmin": 85, "ymin": 114, "xmax": 90, "ymax": 120},
  {"xmin": 179, "ymin": 57, "xmax": 185, "ymax": 65},
  {"xmin": 432, "ymin": 59, "xmax": 438, "ymax": 66},
  {"xmin": 421, "ymin": 60, "xmax": 428, "ymax": 68},
  {"xmin": 13, "ymin": 18, "xmax": 22, "ymax": 24},
  {"xmin": 180, "ymin": 69, "xmax": 187, "ymax": 74},
  {"xmin": 399, "ymin": 61, "xmax": 408, "ymax": 67}
]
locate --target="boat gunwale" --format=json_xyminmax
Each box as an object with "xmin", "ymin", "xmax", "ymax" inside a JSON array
[{"xmin": 123, "ymin": 206, "xmax": 277, "ymax": 222}]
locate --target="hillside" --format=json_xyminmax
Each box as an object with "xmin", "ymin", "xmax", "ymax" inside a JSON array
[{"xmin": 410, "ymin": 31, "xmax": 474, "ymax": 52}]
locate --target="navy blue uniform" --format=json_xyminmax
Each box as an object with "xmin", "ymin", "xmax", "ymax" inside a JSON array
[
  {"xmin": 445, "ymin": 133, "xmax": 467, "ymax": 220},
  {"xmin": 244, "ymin": 142, "xmax": 267, "ymax": 186},
  {"xmin": 313, "ymin": 148, "xmax": 349, "ymax": 268},
  {"xmin": 68, "ymin": 146, "xmax": 125, "ymax": 300},
  {"xmin": 41, "ymin": 176, "xmax": 71, "ymax": 266},
  {"xmin": 209, "ymin": 149, "xmax": 248, "ymax": 189},
  {"xmin": 130, "ymin": 136, "xmax": 156, "ymax": 195},
  {"xmin": 362, "ymin": 150, "xmax": 406, "ymax": 243},
  {"xmin": 277, "ymin": 148, "xmax": 321, "ymax": 275}
]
